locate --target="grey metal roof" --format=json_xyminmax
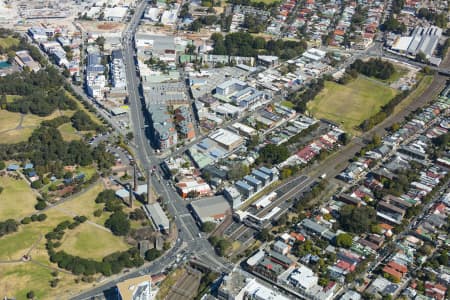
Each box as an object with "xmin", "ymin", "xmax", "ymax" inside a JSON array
[
  {"xmin": 190, "ymin": 195, "xmax": 230, "ymax": 222},
  {"xmin": 145, "ymin": 203, "xmax": 170, "ymax": 230}
]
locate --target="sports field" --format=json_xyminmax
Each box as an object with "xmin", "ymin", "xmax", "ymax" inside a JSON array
[{"xmin": 307, "ymin": 76, "xmax": 398, "ymax": 135}]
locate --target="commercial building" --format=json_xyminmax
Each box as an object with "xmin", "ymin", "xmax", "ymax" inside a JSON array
[
  {"xmin": 15, "ymin": 50, "xmax": 41, "ymax": 72},
  {"xmin": 216, "ymin": 78, "xmax": 247, "ymax": 96},
  {"xmin": 115, "ymin": 275, "xmax": 156, "ymax": 300},
  {"xmin": 111, "ymin": 49, "xmax": 127, "ymax": 89},
  {"xmin": 190, "ymin": 195, "xmax": 231, "ymax": 224},
  {"xmin": 147, "ymin": 104, "xmax": 178, "ymax": 150},
  {"xmin": 86, "ymin": 53, "xmax": 106, "ymax": 99},
  {"xmin": 218, "ymin": 269, "xmax": 290, "ymax": 300},
  {"xmin": 287, "ymin": 265, "xmax": 318, "ymax": 292},
  {"xmin": 144, "ymin": 203, "xmax": 170, "ymax": 232},
  {"xmin": 209, "ymin": 129, "xmax": 244, "ymax": 151},
  {"xmin": 104, "ymin": 7, "xmax": 128, "ymax": 21},
  {"xmin": 176, "ymin": 177, "xmax": 212, "ymax": 198},
  {"xmin": 390, "ymin": 26, "xmax": 443, "ymax": 65},
  {"xmin": 224, "ymin": 186, "xmax": 242, "ymax": 209},
  {"xmin": 235, "ymin": 180, "xmax": 254, "ymax": 199}
]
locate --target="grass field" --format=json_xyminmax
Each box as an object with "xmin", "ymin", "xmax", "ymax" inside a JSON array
[
  {"xmin": 51, "ymin": 182, "xmax": 108, "ymax": 225},
  {"xmin": 281, "ymin": 100, "xmax": 295, "ymax": 109},
  {"xmin": 0, "ymin": 176, "xmax": 36, "ymax": 221},
  {"xmin": 382, "ymin": 66, "xmax": 409, "ymax": 84},
  {"xmin": 0, "ymin": 110, "xmax": 74, "ymax": 144},
  {"xmin": 0, "ymin": 110, "xmax": 22, "ymax": 132},
  {"xmin": 59, "ymin": 223, "xmax": 129, "ymax": 260},
  {"xmin": 0, "ymin": 183, "xmax": 131, "ymax": 298},
  {"xmin": 0, "ymin": 210, "xmax": 70, "ymax": 261},
  {"xmin": 58, "ymin": 123, "xmax": 81, "ymax": 141},
  {"xmin": 307, "ymin": 76, "xmax": 398, "ymax": 135},
  {"xmin": 0, "ymin": 254, "xmax": 92, "ymax": 299},
  {"xmin": 6, "ymin": 95, "xmax": 22, "ymax": 103},
  {"xmin": 0, "ymin": 36, "xmax": 19, "ymax": 49}
]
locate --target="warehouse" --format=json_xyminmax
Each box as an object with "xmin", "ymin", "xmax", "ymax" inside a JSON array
[{"xmin": 189, "ymin": 196, "xmax": 231, "ymax": 224}]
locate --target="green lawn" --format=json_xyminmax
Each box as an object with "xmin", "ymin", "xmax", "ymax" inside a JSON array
[
  {"xmin": 51, "ymin": 182, "xmax": 107, "ymax": 225},
  {"xmin": 0, "ymin": 176, "xmax": 37, "ymax": 221},
  {"xmin": 281, "ymin": 100, "xmax": 295, "ymax": 109},
  {"xmin": 307, "ymin": 76, "xmax": 398, "ymax": 135},
  {"xmin": 0, "ymin": 110, "xmax": 21, "ymax": 132},
  {"xmin": 58, "ymin": 123, "xmax": 81, "ymax": 141},
  {"xmin": 0, "ymin": 110, "xmax": 73, "ymax": 144},
  {"xmin": 0, "ymin": 36, "xmax": 19, "ymax": 49},
  {"xmin": 6, "ymin": 95, "xmax": 22, "ymax": 103},
  {"xmin": 59, "ymin": 223, "xmax": 129, "ymax": 260},
  {"xmin": 0, "ymin": 210, "xmax": 70, "ymax": 261}
]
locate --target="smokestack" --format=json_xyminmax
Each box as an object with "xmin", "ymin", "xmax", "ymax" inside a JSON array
[
  {"xmin": 128, "ymin": 184, "xmax": 133, "ymax": 208},
  {"xmin": 147, "ymin": 168, "xmax": 152, "ymax": 204},
  {"xmin": 133, "ymin": 163, "xmax": 137, "ymax": 192}
]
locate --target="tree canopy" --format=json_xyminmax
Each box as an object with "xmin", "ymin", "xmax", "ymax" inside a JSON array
[
  {"xmin": 339, "ymin": 205, "xmax": 377, "ymax": 234},
  {"xmin": 211, "ymin": 32, "xmax": 307, "ymax": 60},
  {"xmin": 257, "ymin": 144, "xmax": 290, "ymax": 165},
  {"xmin": 349, "ymin": 58, "xmax": 395, "ymax": 80}
]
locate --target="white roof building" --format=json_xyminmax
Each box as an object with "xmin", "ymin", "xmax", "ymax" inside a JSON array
[
  {"xmin": 209, "ymin": 128, "xmax": 244, "ymax": 151},
  {"xmin": 243, "ymin": 278, "xmax": 290, "ymax": 300},
  {"xmin": 287, "ymin": 265, "xmax": 318, "ymax": 291},
  {"xmin": 104, "ymin": 7, "xmax": 128, "ymax": 21}
]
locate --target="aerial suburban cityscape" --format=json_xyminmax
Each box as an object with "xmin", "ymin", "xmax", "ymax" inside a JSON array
[{"xmin": 0, "ymin": 0, "xmax": 449, "ymax": 299}]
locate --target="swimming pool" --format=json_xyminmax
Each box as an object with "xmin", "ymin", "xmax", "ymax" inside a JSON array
[{"xmin": 0, "ymin": 61, "xmax": 11, "ymax": 69}]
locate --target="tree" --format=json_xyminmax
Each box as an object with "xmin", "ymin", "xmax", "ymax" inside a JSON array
[
  {"xmin": 126, "ymin": 131, "xmax": 134, "ymax": 141},
  {"xmin": 339, "ymin": 205, "xmax": 376, "ymax": 234},
  {"xmin": 95, "ymin": 189, "xmax": 116, "ymax": 203},
  {"xmin": 105, "ymin": 198, "xmax": 123, "ymax": 212},
  {"xmin": 7, "ymin": 50, "xmax": 16, "ymax": 63},
  {"xmin": 415, "ymin": 51, "xmax": 428, "ymax": 63},
  {"xmin": 35, "ymin": 200, "xmax": 47, "ymax": 210},
  {"xmin": 95, "ymin": 37, "xmax": 105, "ymax": 51},
  {"xmin": 438, "ymin": 251, "xmax": 448, "ymax": 266},
  {"xmin": 105, "ymin": 211, "xmax": 130, "ymax": 236},
  {"xmin": 145, "ymin": 248, "xmax": 162, "ymax": 261},
  {"xmin": 336, "ymin": 233, "xmax": 353, "ymax": 248},
  {"xmin": 26, "ymin": 291, "xmax": 35, "ymax": 299},
  {"xmin": 339, "ymin": 132, "xmax": 351, "ymax": 145},
  {"xmin": 258, "ymin": 144, "xmax": 290, "ymax": 165},
  {"xmin": 201, "ymin": 221, "xmax": 216, "ymax": 233},
  {"xmin": 31, "ymin": 180, "xmax": 43, "ymax": 189},
  {"xmin": 256, "ymin": 228, "xmax": 273, "ymax": 242},
  {"xmin": 227, "ymin": 163, "xmax": 249, "ymax": 181}
]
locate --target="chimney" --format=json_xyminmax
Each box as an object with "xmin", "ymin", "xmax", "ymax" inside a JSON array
[
  {"xmin": 128, "ymin": 183, "xmax": 133, "ymax": 208},
  {"xmin": 133, "ymin": 163, "xmax": 138, "ymax": 192},
  {"xmin": 147, "ymin": 168, "xmax": 152, "ymax": 204}
]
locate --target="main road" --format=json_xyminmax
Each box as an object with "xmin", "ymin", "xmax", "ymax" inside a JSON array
[{"xmin": 72, "ymin": 2, "xmax": 228, "ymax": 299}]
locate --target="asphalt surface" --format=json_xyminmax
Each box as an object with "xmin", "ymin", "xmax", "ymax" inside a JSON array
[{"xmin": 71, "ymin": 2, "xmax": 229, "ymax": 299}]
